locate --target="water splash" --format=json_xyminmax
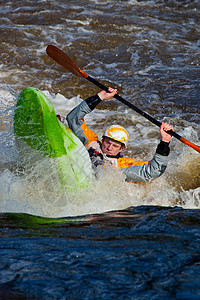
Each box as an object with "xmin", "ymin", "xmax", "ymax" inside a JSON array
[{"xmin": 0, "ymin": 88, "xmax": 199, "ymax": 218}]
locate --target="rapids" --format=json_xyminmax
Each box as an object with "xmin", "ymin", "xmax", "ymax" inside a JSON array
[{"xmin": 0, "ymin": 1, "xmax": 200, "ymax": 299}]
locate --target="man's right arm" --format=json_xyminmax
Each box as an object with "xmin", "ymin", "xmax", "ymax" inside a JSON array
[{"xmin": 66, "ymin": 95, "xmax": 101, "ymax": 145}]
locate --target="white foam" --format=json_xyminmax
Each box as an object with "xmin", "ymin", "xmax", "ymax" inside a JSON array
[
  {"xmin": 42, "ymin": 90, "xmax": 83, "ymax": 115},
  {"xmin": 180, "ymin": 187, "xmax": 200, "ymax": 209}
]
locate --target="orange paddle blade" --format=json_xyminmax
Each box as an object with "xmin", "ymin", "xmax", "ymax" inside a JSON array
[{"xmin": 46, "ymin": 45, "xmax": 88, "ymax": 79}]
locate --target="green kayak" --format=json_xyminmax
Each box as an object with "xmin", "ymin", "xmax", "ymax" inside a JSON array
[{"xmin": 14, "ymin": 87, "xmax": 93, "ymax": 192}]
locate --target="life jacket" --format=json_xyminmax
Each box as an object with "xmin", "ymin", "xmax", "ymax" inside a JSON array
[
  {"xmin": 88, "ymin": 144, "xmax": 104, "ymax": 168},
  {"xmin": 86, "ymin": 140, "xmax": 149, "ymax": 170}
]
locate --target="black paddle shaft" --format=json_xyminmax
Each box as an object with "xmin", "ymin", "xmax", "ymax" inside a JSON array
[{"xmin": 87, "ymin": 75, "xmax": 179, "ymax": 139}]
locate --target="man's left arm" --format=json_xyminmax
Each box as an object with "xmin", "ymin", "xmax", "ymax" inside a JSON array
[{"xmin": 122, "ymin": 140, "xmax": 170, "ymax": 182}]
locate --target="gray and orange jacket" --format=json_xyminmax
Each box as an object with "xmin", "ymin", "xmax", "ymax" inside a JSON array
[{"xmin": 67, "ymin": 95, "xmax": 170, "ymax": 182}]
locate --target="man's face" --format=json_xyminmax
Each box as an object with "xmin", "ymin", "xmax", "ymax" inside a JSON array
[{"xmin": 101, "ymin": 137, "xmax": 125, "ymax": 156}]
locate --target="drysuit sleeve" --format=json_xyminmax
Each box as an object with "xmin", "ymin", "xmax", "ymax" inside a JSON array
[
  {"xmin": 122, "ymin": 141, "xmax": 170, "ymax": 182},
  {"xmin": 66, "ymin": 95, "xmax": 101, "ymax": 146}
]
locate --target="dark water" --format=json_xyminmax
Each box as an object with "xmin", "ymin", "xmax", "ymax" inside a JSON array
[
  {"xmin": 0, "ymin": 0, "xmax": 200, "ymax": 299},
  {"xmin": 1, "ymin": 206, "xmax": 200, "ymax": 300}
]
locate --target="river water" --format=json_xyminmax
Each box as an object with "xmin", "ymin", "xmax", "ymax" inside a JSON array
[{"xmin": 0, "ymin": 0, "xmax": 200, "ymax": 299}]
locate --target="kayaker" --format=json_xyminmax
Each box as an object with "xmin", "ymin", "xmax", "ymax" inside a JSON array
[{"xmin": 67, "ymin": 88, "xmax": 174, "ymax": 182}]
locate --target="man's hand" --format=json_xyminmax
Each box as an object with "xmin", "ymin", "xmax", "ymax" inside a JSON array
[
  {"xmin": 98, "ymin": 87, "xmax": 117, "ymax": 101},
  {"xmin": 160, "ymin": 122, "xmax": 174, "ymax": 143}
]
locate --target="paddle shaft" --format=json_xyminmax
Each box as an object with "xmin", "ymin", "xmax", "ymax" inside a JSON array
[
  {"xmin": 88, "ymin": 76, "xmax": 200, "ymax": 152},
  {"xmin": 87, "ymin": 75, "xmax": 178, "ymax": 139},
  {"xmin": 87, "ymin": 76, "xmax": 200, "ymax": 153}
]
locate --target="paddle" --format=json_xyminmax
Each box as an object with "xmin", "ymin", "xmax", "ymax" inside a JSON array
[{"xmin": 46, "ymin": 45, "xmax": 200, "ymax": 154}]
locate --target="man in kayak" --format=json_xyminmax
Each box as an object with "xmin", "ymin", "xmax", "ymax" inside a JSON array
[{"xmin": 67, "ymin": 88, "xmax": 174, "ymax": 182}]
